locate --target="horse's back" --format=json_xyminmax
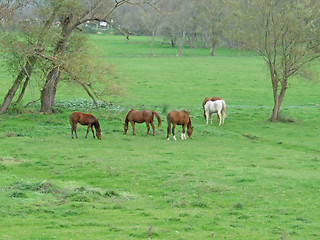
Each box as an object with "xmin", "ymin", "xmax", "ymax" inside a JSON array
[
  {"xmin": 205, "ymin": 100, "xmax": 224, "ymax": 113},
  {"xmin": 70, "ymin": 112, "xmax": 82, "ymax": 122},
  {"xmin": 139, "ymin": 110, "xmax": 153, "ymax": 122},
  {"xmin": 215, "ymin": 100, "xmax": 226, "ymax": 109},
  {"xmin": 142, "ymin": 110, "xmax": 153, "ymax": 118},
  {"xmin": 168, "ymin": 110, "xmax": 189, "ymax": 125},
  {"xmin": 127, "ymin": 109, "xmax": 154, "ymax": 123},
  {"xmin": 70, "ymin": 112, "xmax": 96, "ymax": 125}
]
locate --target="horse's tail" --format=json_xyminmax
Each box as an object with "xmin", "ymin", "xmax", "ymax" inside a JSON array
[
  {"xmin": 187, "ymin": 116, "xmax": 192, "ymax": 128},
  {"xmin": 69, "ymin": 114, "xmax": 73, "ymax": 127},
  {"xmin": 166, "ymin": 112, "xmax": 171, "ymax": 137},
  {"xmin": 152, "ymin": 111, "xmax": 161, "ymax": 127},
  {"xmin": 69, "ymin": 112, "xmax": 78, "ymax": 128},
  {"xmin": 221, "ymin": 100, "xmax": 227, "ymax": 120}
]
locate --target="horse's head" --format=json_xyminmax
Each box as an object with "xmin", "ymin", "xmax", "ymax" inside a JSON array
[
  {"xmin": 96, "ymin": 128, "xmax": 102, "ymax": 140},
  {"xmin": 187, "ymin": 126, "xmax": 193, "ymax": 138},
  {"xmin": 123, "ymin": 123, "xmax": 128, "ymax": 134}
]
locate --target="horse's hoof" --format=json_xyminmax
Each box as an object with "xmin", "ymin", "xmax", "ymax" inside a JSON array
[{"xmin": 167, "ymin": 138, "xmax": 170, "ymax": 141}]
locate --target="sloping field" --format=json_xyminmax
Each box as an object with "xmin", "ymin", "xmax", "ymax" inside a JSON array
[{"xmin": 0, "ymin": 35, "xmax": 319, "ymax": 239}]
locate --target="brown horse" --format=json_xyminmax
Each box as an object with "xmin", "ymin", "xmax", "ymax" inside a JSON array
[
  {"xmin": 70, "ymin": 112, "xmax": 101, "ymax": 140},
  {"xmin": 202, "ymin": 97, "xmax": 222, "ymax": 121},
  {"xmin": 124, "ymin": 109, "xmax": 161, "ymax": 136},
  {"xmin": 167, "ymin": 110, "xmax": 193, "ymax": 140}
]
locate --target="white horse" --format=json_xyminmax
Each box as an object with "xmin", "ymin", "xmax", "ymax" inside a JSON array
[{"xmin": 204, "ymin": 99, "xmax": 226, "ymax": 126}]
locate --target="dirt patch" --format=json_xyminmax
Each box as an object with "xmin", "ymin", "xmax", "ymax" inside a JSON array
[
  {"xmin": 242, "ymin": 133, "xmax": 260, "ymax": 141},
  {"xmin": 0, "ymin": 157, "xmax": 23, "ymax": 165}
]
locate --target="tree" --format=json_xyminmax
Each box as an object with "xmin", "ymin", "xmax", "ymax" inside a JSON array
[
  {"xmin": 39, "ymin": 0, "xmax": 157, "ymax": 113},
  {"xmin": 193, "ymin": 0, "xmax": 227, "ymax": 56},
  {"xmin": 237, "ymin": 0, "xmax": 320, "ymax": 121},
  {"xmin": 0, "ymin": 0, "xmax": 27, "ymax": 21},
  {"xmin": 0, "ymin": 0, "xmax": 58, "ymax": 114},
  {"xmin": 1, "ymin": 0, "xmax": 156, "ymax": 114},
  {"xmin": 156, "ymin": 0, "xmax": 195, "ymax": 56}
]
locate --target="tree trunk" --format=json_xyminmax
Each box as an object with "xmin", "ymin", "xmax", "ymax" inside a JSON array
[
  {"xmin": 176, "ymin": 31, "xmax": 185, "ymax": 57},
  {"xmin": 0, "ymin": 56, "xmax": 36, "ymax": 114},
  {"xmin": 40, "ymin": 67, "xmax": 60, "ymax": 113},
  {"xmin": 269, "ymin": 78, "xmax": 287, "ymax": 122},
  {"xmin": 171, "ymin": 39, "xmax": 175, "ymax": 47},
  {"xmin": 149, "ymin": 31, "xmax": 155, "ymax": 56},
  {"xmin": 15, "ymin": 76, "xmax": 30, "ymax": 104},
  {"xmin": 269, "ymin": 97, "xmax": 280, "ymax": 122},
  {"xmin": 40, "ymin": 21, "xmax": 71, "ymax": 113},
  {"xmin": 210, "ymin": 42, "xmax": 216, "ymax": 56}
]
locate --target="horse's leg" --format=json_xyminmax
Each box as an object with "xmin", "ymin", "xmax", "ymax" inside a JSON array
[
  {"xmin": 217, "ymin": 114, "xmax": 220, "ymax": 123},
  {"xmin": 151, "ymin": 121, "xmax": 155, "ymax": 136},
  {"xmin": 210, "ymin": 113, "xmax": 213, "ymax": 124},
  {"xmin": 206, "ymin": 112, "xmax": 209, "ymax": 125},
  {"xmin": 71, "ymin": 122, "xmax": 77, "ymax": 139},
  {"xmin": 218, "ymin": 112, "xmax": 222, "ymax": 126},
  {"xmin": 71, "ymin": 126, "xmax": 74, "ymax": 139},
  {"xmin": 146, "ymin": 122, "xmax": 150, "ymax": 135},
  {"xmin": 181, "ymin": 125, "xmax": 186, "ymax": 140},
  {"xmin": 172, "ymin": 123, "xmax": 177, "ymax": 140},
  {"xmin": 131, "ymin": 121, "xmax": 136, "ymax": 135},
  {"xmin": 86, "ymin": 124, "xmax": 91, "ymax": 138},
  {"xmin": 167, "ymin": 123, "xmax": 171, "ymax": 140},
  {"xmin": 74, "ymin": 126, "xmax": 78, "ymax": 139},
  {"xmin": 72, "ymin": 123, "xmax": 78, "ymax": 139},
  {"xmin": 91, "ymin": 126, "xmax": 95, "ymax": 139}
]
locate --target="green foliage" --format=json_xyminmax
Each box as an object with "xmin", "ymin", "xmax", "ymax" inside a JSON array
[{"xmin": 0, "ymin": 35, "xmax": 319, "ymax": 240}]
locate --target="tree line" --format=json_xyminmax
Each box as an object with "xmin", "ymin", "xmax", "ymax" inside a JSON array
[{"xmin": 1, "ymin": 0, "xmax": 320, "ymax": 122}]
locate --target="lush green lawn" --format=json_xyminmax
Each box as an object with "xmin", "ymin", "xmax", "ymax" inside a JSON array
[{"xmin": 0, "ymin": 34, "xmax": 319, "ymax": 239}]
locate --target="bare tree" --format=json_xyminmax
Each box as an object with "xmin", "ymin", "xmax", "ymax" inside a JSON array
[
  {"xmin": 236, "ymin": 0, "xmax": 320, "ymax": 121},
  {"xmin": 193, "ymin": 0, "xmax": 227, "ymax": 56},
  {"xmin": 40, "ymin": 0, "xmax": 156, "ymax": 113},
  {"xmin": 0, "ymin": 0, "xmax": 28, "ymax": 21}
]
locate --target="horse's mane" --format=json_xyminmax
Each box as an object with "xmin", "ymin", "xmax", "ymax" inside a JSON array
[
  {"xmin": 93, "ymin": 119, "xmax": 100, "ymax": 129},
  {"xmin": 202, "ymin": 97, "xmax": 210, "ymax": 107},
  {"xmin": 124, "ymin": 109, "xmax": 135, "ymax": 123},
  {"xmin": 187, "ymin": 116, "xmax": 192, "ymax": 127}
]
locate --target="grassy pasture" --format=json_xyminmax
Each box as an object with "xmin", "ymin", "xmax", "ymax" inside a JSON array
[{"xmin": 0, "ymin": 34, "xmax": 319, "ymax": 239}]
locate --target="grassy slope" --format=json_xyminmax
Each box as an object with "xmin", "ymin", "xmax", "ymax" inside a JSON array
[{"xmin": 0, "ymin": 34, "xmax": 319, "ymax": 240}]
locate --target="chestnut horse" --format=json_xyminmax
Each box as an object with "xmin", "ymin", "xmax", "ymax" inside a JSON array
[
  {"xmin": 204, "ymin": 100, "xmax": 226, "ymax": 126},
  {"xmin": 202, "ymin": 97, "xmax": 221, "ymax": 121},
  {"xmin": 70, "ymin": 112, "xmax": 101, "ymax": 140},
  {"xmin": 167, "ymin": 110, "xmax": 193, "ymax": 140},
  {"xmin": 124, "ymin": 109, "xmax": 161, "ymax": 136}
]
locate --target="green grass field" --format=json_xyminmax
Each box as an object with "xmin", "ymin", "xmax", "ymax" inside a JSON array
[{"xmin": 0, "ymin": 34, "xmax": 319, "ymax": 239}]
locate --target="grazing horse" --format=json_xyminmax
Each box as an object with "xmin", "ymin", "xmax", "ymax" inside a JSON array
[
  {"xmin": 167, "ymin": 110, "xmax": 193, "ymax": 140},
  {"xmin": 124, "ymin": 109, "xmax": 161, "ymax": 136},
  {"xmin": 70, "ymin": 112, "xmax": 101, "ymax": 139},
  {"xmin": 204, "ymin": 100, "xmax": 226, "ymax": 126},
  {"xmin": 202, "ymin": 97, "xmax": 222, "ymax": 121}
]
